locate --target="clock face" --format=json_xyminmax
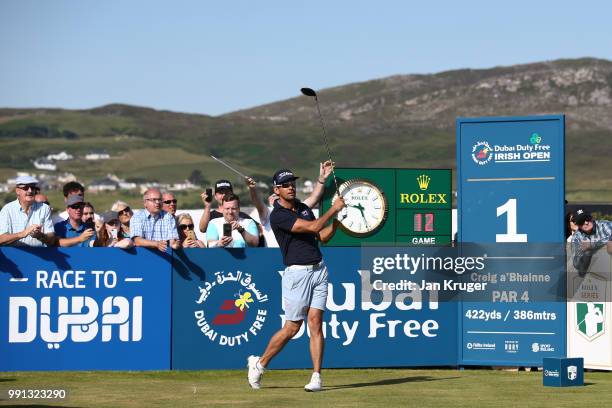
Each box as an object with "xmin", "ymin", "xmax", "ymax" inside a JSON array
[{"xmin": 333, "ymin": 179, "xmax": 388, "ymax": 236}]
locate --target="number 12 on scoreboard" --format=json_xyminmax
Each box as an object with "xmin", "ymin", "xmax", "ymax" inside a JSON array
[
  {"xmin": 414, "ymin": 213, "xmax": 434, "ymax": 232},
  {"xmin": 496, "ymin": 198, "xmax": 527, "ymax": 242}
]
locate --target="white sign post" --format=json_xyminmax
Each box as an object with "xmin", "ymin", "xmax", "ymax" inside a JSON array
[{"xmin": 567, "ymin": 247, "xmax": 612, "ymax": 370}]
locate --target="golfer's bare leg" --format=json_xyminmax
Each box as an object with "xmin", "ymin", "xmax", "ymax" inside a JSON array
[
  {"xmin": 307, "ymin": 307, "xmax": 324, "ymax": 373},
  {"xmin": 260, "ymin": 320, "xmax": 303, "ymax": 367}
]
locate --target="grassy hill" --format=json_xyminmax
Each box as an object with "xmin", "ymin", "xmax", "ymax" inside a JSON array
[{"xmin": 1, "ymin": 57, "xmax": 612, "ymax": 208}]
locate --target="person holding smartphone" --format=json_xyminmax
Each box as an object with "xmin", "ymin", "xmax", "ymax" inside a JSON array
[
  {"xmin": 53, "ymin": 195, "xmax": 97, "ymax": 247},
  {"xmin": 177, "ymin": 213, "xmax": 205, "ymax": 248},
  {"xmin": 206, "ymin": 193, "xmax": 258, "ymax": 248},
  {"xmin": 94, "ymin": 211, "xmax": 133, "ymax": 248},
  {"xmin": 81, "ymin": 202, "xmax": 96, "ymax": 225},
  {"xmin": 198, "ymin": 180, "xmax": 258, "ymax": 234}
]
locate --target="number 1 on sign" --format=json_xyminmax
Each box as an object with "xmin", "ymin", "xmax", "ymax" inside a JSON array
[{"xmin": 496, "ymin": 198, "xmax": 527, "ymax": 242}]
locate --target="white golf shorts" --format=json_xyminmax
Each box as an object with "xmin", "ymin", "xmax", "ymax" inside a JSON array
[{"xmin": 282, "ymin": 261, "xmax": 328, "ymax": 321}]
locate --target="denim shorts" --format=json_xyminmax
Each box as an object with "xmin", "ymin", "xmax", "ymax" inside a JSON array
[{"xmin": 281, "ymin": 261, "xmax": 328, "ymax": 321}]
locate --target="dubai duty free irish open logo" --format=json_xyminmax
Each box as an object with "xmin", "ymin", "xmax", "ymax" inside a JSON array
[
  {"xmin": 194, "ymin": 270, "xmax": 269, "ymax": 347},
  {"xmin": 471, "ymin": 141, "xmax": 493, "ymax": 165}
]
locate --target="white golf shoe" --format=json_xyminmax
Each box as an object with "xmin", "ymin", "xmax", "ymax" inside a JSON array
[
  {"xmin": 247, "ymin": 355, "xmax": 264, "ymax": 389},
  {"xmin": 304, "ymin": 372, "xmax": 322, "ymax": 392}
]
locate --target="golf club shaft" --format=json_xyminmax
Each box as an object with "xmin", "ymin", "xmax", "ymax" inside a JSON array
[
  {"xmin": 312, "ymin": 95, "xmax": 340, "ymax": 195},
  {"xmin": 210, "ymin": 155, "xmax": 249, "ymax": 179}
]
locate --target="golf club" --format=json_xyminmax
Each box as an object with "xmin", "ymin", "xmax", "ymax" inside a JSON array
[
  {"xmin": 210, "ymin": 155, "xmax": 249, "ymax": 179},
  {"xmin": 300, "ymin": 87, "xmax": 340, "ymax": 195}
]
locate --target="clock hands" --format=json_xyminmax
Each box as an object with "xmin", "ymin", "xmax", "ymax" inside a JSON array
[{"xmin": 346, "ymin": 202, "xmax": 369, "ymax": 229}]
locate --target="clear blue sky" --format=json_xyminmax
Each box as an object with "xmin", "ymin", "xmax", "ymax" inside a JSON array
[{"xmin": 1, "ymin": 0, "xmax": 610, "ymax": 116}]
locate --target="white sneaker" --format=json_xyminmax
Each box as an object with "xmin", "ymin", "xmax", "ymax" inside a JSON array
[
  {"xmin": 247, "ymin": 355, "xmax": 264, "ymax": 389},
  {"xmin": 304, "ymin": 372, "xmax": 322, "ymax": 392}
]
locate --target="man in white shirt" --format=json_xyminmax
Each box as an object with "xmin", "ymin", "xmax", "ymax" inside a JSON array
[
  {"xmin": 207, "ymin": 193, "xmax": 258, "ymax": 248},
  {"xmin": 0, "ymin": 176, "xmax": 55, "ymax": 247}
]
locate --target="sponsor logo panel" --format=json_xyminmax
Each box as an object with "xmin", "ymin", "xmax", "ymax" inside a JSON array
[
  {"xmin": 193, "ymin": 270, "xmax": 269, "ymax": 348},
  {"xmin": 470, "ymin": 134, "xmax": 552, "ymax": 166}
]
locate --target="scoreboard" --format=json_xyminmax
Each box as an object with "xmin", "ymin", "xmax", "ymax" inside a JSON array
[
  {"xmin": 395, "ymin": 169, "xmax": 452, "ymax": 245},
  {"xmin": 456, "ymin": 115, "xmax": 566, "ymax": 366},
  {"xmin": 322, "ymin": 168, "xmax": 452, "ymax": 246}
]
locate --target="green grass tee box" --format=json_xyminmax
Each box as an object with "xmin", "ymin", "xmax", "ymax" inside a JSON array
[{"xmin": 1, "ymin": 368, "xmax": 611, "ymax": 408}]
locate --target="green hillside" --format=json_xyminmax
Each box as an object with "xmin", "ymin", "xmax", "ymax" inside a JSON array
[{"xmin": 1, "ymin": 57, "xmax": 612, "ymax": 208}]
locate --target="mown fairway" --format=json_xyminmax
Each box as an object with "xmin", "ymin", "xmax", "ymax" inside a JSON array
[{"xmin": 1, "ymin": 368, "xmax": 611, "ymax": 407}]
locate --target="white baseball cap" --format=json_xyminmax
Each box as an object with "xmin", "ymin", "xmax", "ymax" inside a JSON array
[{"xmin": 15, "ymin": 175, "xmax": 39, "ymax": 185}]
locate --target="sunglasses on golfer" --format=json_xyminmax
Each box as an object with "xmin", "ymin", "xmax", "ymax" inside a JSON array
[
  {"xmin": 163, "ymin": 199, "xmax": 177, "ymax": 205},
  {"xmin": 277, "ymin": 182, "xmax": 295, "ymax": 189},
  {"xmin": 179, "ymin": 223, "xmax": 194, "ymax": 231},
  {"xmin": 68, "ymin": 203, "xmax": 84, "ymax": 210}
]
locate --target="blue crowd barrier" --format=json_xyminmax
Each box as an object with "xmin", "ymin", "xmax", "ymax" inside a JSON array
[
  {"xmin": 1, "ymin": 247, "xmax": 566, "ymax": 371},
  {"xmin": 0, "ymin": 247, "xmax": 172, "ymax": 371},
  {"xmin": 172, "ymin": 248, "xmax": 457, "ymax": 369}
]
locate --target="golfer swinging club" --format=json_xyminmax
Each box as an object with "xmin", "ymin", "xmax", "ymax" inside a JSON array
[{"xmin": 247, "ymin": 168, "xmax": 345, "ymax": 392}]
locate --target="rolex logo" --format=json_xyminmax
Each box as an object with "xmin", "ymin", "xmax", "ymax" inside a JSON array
[{"xmin": 416, "ymin": 174, "xmax": 430, "ymax": 191}]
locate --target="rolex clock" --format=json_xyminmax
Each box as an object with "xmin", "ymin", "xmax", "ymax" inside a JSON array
[{"xmin": 332, "ymin": 178, "xmax": 388, "ymax": 236}]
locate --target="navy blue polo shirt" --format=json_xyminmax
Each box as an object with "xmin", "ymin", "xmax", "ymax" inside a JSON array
[
  {"xmin": 270, "ymin": 200, "xmax": 322, "ymax": 266},
  {"xmin": 54, "ymin": 219, "xmax": 95, "ymax": 247}
]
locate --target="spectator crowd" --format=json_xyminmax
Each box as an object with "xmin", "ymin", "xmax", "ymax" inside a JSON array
[
  {"xmin": 568, "ymin": 208, "xmax": 612, "ymax": 274},
  {"xmin": 0, "ymin": 161, "xmax": 334, "ymax": 251}
]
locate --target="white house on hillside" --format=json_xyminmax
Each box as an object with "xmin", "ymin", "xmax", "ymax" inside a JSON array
[
  {"xmin": 170, "ymin": 180, "xmax": 198, "ymax": 191},
  {"xmin": 47, "ymin": 151, "xmax": 73, "ymax": 161},
  {"xmin": 103, "ymin": 173, "xmax": 137, "ymax": 190},
  {"xmin": 106, "ymin": 173, "xmax": 122, "ymax": 183},
  {"xmin": 57, "ymin": 172, "xmax": 77, "ymax": 183},
  {"xmin": 33, "ymin": 159, "xmax": 57, "ymax": 171},
  {"xmin": 139, "ymin": 182, "xmax": 170, "ymax": 194},
  {"xmin": 119, "ymin": 181, "xmax": 138, "ymax": 190},
  {"xmin": 88, "ymin": 178, "xmax": 118, "ymax": 192},
  {"xmin": 85, "ymin": 151, "xmax": 111, "ymax": 160}
]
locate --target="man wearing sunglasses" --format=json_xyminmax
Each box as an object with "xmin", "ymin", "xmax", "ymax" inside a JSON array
[
  {"xmin": 571, "ymin": 208, "xmax": 612, "ymax": 275},
  {"xmin": 247, "ymin": 169, "xmax": 345, "ymax": 392},
  {"xmin": 35, "ymin": 192, "xmax": 51, "ymax": 207},
  {"xmin": 0, "ymin": 176, "xmax": 55, "ymax": 247},
  {"xmin": 54, "ymin": 195, "xmax": 97, "ymax": 247},
  {"xmin": 162, "ymin": 192, "xmax": 178, "ymax": 217},
  {"xmin": 130, "ymin": 188, "xmax": 180, "ymax": 252},
  {"xmin": 246, "ymin": 160, "xmax": 335, "ymax": 247},
  {"xmin": 54, "ymin": 181, "xmax": 100, "ymax": 224}
]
